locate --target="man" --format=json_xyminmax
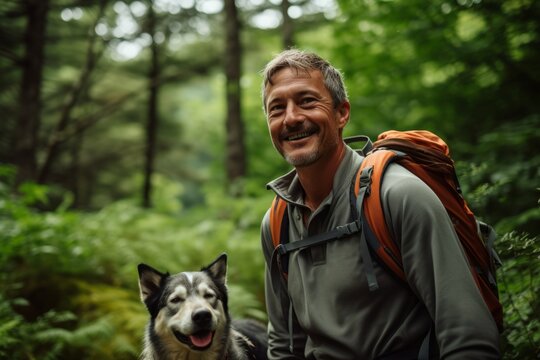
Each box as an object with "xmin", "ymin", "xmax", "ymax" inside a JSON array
[{"xmin": 259, "ymin": 49, "xmax": 500, "ymax": 359}]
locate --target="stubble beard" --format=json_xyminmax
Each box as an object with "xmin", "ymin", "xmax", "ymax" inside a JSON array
[
  {"xmin": 284, "ymin": 149, "xmax": 321, "ymax": 168},
  {"xmin": 276, "ymin": 127, "xmax": 342, "ymax": 168},
  {"xmin": 273, "ymin": 135, "xmax": 322, "ymax": 167}
]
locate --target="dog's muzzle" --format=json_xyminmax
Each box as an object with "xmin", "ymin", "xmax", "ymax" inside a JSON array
[{"xmin": 173, "ymin": 309, "xmax": 215, "ymax": 351}]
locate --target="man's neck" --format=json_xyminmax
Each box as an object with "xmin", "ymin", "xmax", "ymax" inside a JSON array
[{"xmin": 296, "ymin": 142, "xmax": 346, "ymax": 211}]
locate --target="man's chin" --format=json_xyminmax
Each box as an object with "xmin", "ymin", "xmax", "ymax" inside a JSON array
[{"xmin": 285, "ymin": 151, "xmax": 320, "ymax": 168}]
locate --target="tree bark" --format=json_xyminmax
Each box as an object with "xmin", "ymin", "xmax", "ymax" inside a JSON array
[
  {"xmin": 281, "ymin": 0, "xmax": 294, "ymax": 49},
  {"xmin": 70, "ymin": 132, "xmax": 83, "ymax": 208},
  {"xmin": 37, "ymin": 0, "xmax": 105, "ymax": 184},
  {"xmin": 142, "ymin": 3, "xmax": 160, "ymax": 208},
  {"xmin": 12, "ymin": 0, "xmax": 49, "ymax": 185},
  {"xmin": 224, "ymin": 0, "xmax": 246, "ymax": 193}
]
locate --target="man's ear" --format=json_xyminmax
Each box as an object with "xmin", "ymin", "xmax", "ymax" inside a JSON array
[
  {"xmin": 138, "ymin": 264, "xmax": 166, "ymax": 303},
  {"xmin": 203, "ymin": 253, "xmax": 227, "ymax": 285},
  {"xmin": 336, "ymin": 100, "xmax": 351, "ymax": 130}
]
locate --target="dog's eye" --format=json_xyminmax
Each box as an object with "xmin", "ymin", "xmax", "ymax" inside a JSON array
[
  {"xmin": 169, "ymin": 297, "xmax": 183, "ymax": 304},
  {"xmin": 204, "ymin": 293, "xmax": 216, "ymax": 300}
]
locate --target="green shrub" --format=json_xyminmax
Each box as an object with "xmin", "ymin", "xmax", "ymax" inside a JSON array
[{"xmin": 0, "ymin": 169, "xmax": 269, "ymax": 359}]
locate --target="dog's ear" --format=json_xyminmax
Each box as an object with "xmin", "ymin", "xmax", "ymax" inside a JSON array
[
  {"xmin": 138, "ymin": 264, "xmax": 166, "ymax": 303},
  {"xmin": 204, "ymin": 253, "xmax": 227, "ymax": 284}
]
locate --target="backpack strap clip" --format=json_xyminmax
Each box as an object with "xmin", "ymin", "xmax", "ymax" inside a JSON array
[
  {"xmin": 276, "ymin": 243, "xmax": 288, "ymax": 256},
  {"xmin": 336, "ymin": 219, "xmax": 362, "ymax": 235},
  {"xmin": 344, "ymin": 135, "xmax": 373, "ymax": 155}
]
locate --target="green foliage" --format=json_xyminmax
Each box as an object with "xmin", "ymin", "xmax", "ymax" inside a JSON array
[
  {"xmin": 335, "ymin": 0, "xmax": 540, "ymax": 142},
  {"xmin": 497, "ymin": 232, "xmax": 540, "ymax": 359},
  {"xmin": 0, "ymin": 294, "xmax": 125, "ymax": 360},
  {"xmin": 457, "ymin": 116, "xmax": 540, "ymax": 234}
]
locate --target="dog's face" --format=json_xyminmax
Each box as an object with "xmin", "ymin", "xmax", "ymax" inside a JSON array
[{"xmin": 138, "ymin": 254, "xmax": 229, "ymax": 353}]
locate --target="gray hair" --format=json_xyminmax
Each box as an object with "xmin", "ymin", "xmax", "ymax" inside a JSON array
[{"xmin": 261, "ymin": 49, "xmax": 348, "ymax": 112}]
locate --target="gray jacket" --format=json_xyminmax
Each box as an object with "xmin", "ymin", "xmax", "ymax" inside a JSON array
[{"xmin": 261, "ymin": 145, "xmax": 500, "ymax": 359}]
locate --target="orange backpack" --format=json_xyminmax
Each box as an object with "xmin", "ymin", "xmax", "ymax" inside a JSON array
[{"xmin": 268, "ymin": 130, "xmax": 503, "ymax": 331}]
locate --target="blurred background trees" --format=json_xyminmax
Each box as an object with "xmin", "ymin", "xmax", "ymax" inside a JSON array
[{"xmin": 0, "ymin": 0, "xmax": 538, "ymax": 358}]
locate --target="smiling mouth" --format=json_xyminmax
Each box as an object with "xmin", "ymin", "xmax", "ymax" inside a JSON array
[
  {"xmin": 173, "ymin": 330, "xmax": 215, "ymax": 351},
  {"xmin": 285, "ymin": 130, "xmax": 317, "ymax": 141}
]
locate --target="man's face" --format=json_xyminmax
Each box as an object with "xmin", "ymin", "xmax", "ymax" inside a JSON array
[{"xmin": 264, "ymin": 67, "xmax": 350, "ymax": 168}]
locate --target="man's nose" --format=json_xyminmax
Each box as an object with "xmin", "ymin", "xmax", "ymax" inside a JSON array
[{"xmin": 284, "ymin": 103, "xmax": 304, "ymax": 127}]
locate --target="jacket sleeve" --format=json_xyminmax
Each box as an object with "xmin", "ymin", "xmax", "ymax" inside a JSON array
[
  {"xmin": 261, "ymin": 210, "xmax": 306, "ymax": 360},
  {"xmin": 382, "ymin": 164, "xmax": 500, "ymax": 359}
]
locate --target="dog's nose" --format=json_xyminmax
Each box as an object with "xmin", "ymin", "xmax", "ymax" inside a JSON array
[{"xmin": 192, "ymin": 309, "xmax": 212, "ymax": 325}]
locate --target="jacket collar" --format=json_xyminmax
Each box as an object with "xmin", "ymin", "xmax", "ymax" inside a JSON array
[{"xmin": 266, "ymin": 145, "xmax": 363, "ymax": 207}]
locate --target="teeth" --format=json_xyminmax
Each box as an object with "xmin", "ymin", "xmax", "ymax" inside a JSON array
[{"xmin": 288, "ymin": 132, "xmax": 310, "ymax": 141}]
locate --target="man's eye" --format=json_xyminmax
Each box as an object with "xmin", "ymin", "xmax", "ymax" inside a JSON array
[
  {"xmin": 269, "ymin": 104, "xmax": 284, "ymax": 113},
  {"xmin": 301, "ymin": 97, "xmax": 316, "ymax": 105}
]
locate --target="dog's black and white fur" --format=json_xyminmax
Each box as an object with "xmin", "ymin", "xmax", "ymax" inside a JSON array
[{"xmin": 138, "ymin": 254, "xmax": 268, "ymax": 360}]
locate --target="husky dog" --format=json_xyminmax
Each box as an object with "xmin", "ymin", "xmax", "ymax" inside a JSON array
[{"xmin": 137, "ymin": 253, "xmax": 268, "ymax": 360}]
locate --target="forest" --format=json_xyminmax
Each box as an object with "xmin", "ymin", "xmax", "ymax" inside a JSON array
[{"xmin": 0, "ymin": 0, "xmax": 538, "ymax": 358}]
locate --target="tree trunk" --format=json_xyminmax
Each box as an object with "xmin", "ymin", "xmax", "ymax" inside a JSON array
[
  {"xmin": 70, "ymin": 132, "xmax": 82, "ymax": 208},
  {"xmin": 37, "ymin": 0, "xmax": 105, "ymax": 184},
  {"xmin": 224, "ymin": 0, "xmax": 246, "ymax": 194},
  {"xmin": 142, "ymin": 3, "xmax": 160, "ymax": 208},
  {"xmin": 12, "ymin": 0, "xmax": 49, "ymax": 185},
  {"xmin": 281, "ymin": 0, "xmax": 294, "ymax": 49}
]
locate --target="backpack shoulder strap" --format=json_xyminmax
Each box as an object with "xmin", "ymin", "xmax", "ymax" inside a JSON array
[
  {"xmin": 269, "ymin": 196, "xmax": 288, "ymax": 248},
  {"xmin": 355, "ymin": 149, "xmax": 406, "ymax": 281}
]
